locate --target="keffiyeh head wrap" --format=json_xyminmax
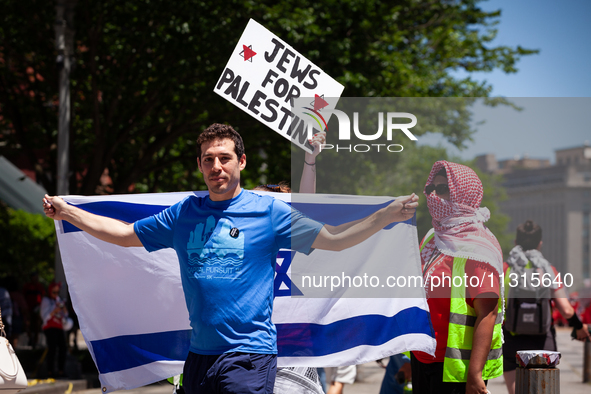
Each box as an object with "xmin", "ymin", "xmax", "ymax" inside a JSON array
[
  {"xmin": 423, "ymin": 160, "xmax": 503, "ymax": 276},
  {"xmin": 507, "ymin": 245, "xmax": 558, "ymax": 290}
]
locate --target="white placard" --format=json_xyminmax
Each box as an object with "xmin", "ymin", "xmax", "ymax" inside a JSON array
[{"xmin": 214, "ymin": 19, "xmax": 344, "ymax": 153}]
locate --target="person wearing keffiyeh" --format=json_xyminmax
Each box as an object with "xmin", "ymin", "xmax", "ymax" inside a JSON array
[{"xmin": 411, "ymin": 161, "xmax": 503, "ymax": 394}]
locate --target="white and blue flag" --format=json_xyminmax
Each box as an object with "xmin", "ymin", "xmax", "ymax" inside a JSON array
[{"xmin": 55, "ymin": 192, "xmax": 435, "ymax": 392}]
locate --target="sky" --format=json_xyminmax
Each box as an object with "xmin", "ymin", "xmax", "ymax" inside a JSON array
[{"xmin": 418, "ymin": 0, "xmax": 591, "ymax": 163}]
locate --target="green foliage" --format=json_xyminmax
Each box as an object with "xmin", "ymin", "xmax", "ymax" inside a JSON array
[
  {"xmin": 0, "ymin": 0, "xmax": 537, "ymax": 196},
  {"xmin": 0, "ymin": 0, "xmax": 59, "ymax": 191},
  {"xmin": 0, "ymin": 204, "xmax": 56, "ymax": 284},
  {"xmin": 472, "ymin": 164, "xmax": 513, "ymax": 257}
]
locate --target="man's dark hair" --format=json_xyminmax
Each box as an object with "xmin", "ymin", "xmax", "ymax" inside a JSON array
[
  {"xmin": 253, "ymin": 181, "xmax": 291, "ymax": 193},
  {"xmin": 515, "ymin": 219, "xmax": 542, "ymax": 251},
  {"xmin": 196, "ymin": 123, "xmax": 245, "ymax": 160}
]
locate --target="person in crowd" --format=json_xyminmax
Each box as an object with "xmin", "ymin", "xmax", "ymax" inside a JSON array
[
  {"xmin": 579, "ymin": 279, "xmax": 591, "ymax": 324},
  {"xmin": 40, "ymin": 282, "xmax": 69, "ymax": 378},
  {"xmin": 324, "ymin": 365, "xmax": 356, "ymax": 394},
  {"xmin": 65, "ymin": 297, "xmax": 80, "ymax": 350},
  {"xmin": 254, "ymin": 182, "xmax": 292, "ymax": 193},
  {"xmin": 23, "ymin": 272, "xmax": 45, "ymax": 348},
  {"xmin": 42, "ymin": 123, "xmax": 418, "ymax": 394},
  {"xmin": 502, "ymin": 219, "xmax": 591, "ymax": 394},
  {"xmin": 4, "ymin": 277, "xmax": 29, "ymax": 347},
  {"xmin": 378, "ymin": 353, "xmax": 411, "ymax": 394},
  {"xmin": 411, "ymin": 161, "xmax": 503, "ymax": 394},
  {"xmin": 0, "ymin": 285, "xmax": 12, "ymax": 339}
]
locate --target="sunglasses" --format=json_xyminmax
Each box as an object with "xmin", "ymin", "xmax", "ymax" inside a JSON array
[{"xmin": 425, "ymin": 183, "xmax": 450, "ymax": 196}]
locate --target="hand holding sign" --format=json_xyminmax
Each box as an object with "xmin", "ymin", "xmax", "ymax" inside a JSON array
[
  {"xmin": 214, "ymin": 19, "xmax": 344, "ymax": 154},
  {"xmin": 306, "ymin": 132, "xmax": 326, "ymax": 160}
]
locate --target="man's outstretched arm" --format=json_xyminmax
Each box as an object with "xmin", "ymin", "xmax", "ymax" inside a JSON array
[
  {"xmin": 466, "ymin": 296, "xmax": 498, "ymax": 394},
  {"xmin": 311, "ymin": 193, "xmax": 418, "ymax": 251},
  {"xmin": 43, "ymin": 195, "xmax": 142, "ymax": 247}
]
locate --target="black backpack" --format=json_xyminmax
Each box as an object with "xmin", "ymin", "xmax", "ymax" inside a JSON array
[{"xmin": 504, "ymin": 264, "xmax": 553, "ymax": 336}]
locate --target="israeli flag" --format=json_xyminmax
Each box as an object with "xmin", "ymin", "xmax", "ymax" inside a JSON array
[{"xmin": 55, "ymin": 192, "xmax": 434, "ymax": 392}]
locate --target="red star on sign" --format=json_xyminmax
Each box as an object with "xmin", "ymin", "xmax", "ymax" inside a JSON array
[
  {"xmin": 312, "ymin": 94, "xmax": 329, "ymax": 112},
  {"xmin": 240, "ymin": 45, "xmax": 257, "ymax": 62}
]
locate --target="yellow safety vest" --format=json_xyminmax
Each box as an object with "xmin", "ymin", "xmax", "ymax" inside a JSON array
[{"xmin": 420, "ymin": 230, "xmax": 503, "ymax": 382}]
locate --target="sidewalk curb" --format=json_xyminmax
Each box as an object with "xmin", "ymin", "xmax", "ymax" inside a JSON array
[{"xmin": 20, "ymin": 380, "xmax": 88, "ymax": 394}]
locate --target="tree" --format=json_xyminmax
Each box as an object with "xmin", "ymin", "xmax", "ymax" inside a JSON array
[
  {"xmin": 1, "ymin": 0, "xmax": 536, "ymax": 196},
  {"xmin": 0, "ymin": 0, "xmax": 59, "ymax": 190},
  {"xmin": 0, "ymin": 203, "xmax": 56, "ymax": 284}
]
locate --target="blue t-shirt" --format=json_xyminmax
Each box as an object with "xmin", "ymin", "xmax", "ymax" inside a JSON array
[{"xmin": 134, "ymin": 189, "xmax": 323, "ymax": 355}]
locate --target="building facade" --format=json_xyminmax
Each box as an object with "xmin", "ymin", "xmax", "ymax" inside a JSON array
[{"xmin": 477, "ymin": 145, "xmax": 591, "ymax": 291}]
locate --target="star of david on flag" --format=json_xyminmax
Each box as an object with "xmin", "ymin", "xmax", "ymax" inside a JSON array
[{"xmin": 274, "ymin": 250, "xmax": 303, "ymax": 297}]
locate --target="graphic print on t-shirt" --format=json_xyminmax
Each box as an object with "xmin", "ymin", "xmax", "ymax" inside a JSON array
[{"xmin": 186, "ymin": 215, "xmax": 245, "ymax": 280}]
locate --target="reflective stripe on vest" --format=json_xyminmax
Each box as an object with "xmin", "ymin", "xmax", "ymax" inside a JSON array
[
  {"xmin": 449, "ymin": 311, "xmax": 503, "ymax": 327},
  {"xmin": 445, "ymin": 347, "xmax": 503, "ymax": 361},
  {"xmin": 442, "ymin": 257, "xmax": 503, "ymax": 383}
]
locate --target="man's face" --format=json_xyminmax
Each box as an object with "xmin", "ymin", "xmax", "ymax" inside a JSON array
[
  {"xmin": 50, "ymin": 286, "xmax": 59, "ymax": 300},
  {"xmin": 197, "ymin": 138, "xmax": 246, "ymax": 201},
  {"xmin": 432, "ymin": 174, "xmax": 450, "ymax": 201}
]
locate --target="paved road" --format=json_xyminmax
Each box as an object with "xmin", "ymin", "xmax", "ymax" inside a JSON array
[{"xmin": 24, "ymin": 327, "xmax": 591, "ymax": 394}]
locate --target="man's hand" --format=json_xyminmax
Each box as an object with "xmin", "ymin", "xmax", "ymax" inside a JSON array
[
  {"xmin": 397, "ymin": 362, "xmax": 412, "ymax": 382},
  {"xmin": 43, "ymin": 195, "xmax": 68, "ymax": 221},
  {"xmin": 385, "ymin": 193, "xmax": 419, "ymax": 223},
  {"xmin": 466, "ymin": 373, "xmax": 489, "ymax": 394},
  {"xmin": 305, "ymin": 132, "xmax": 326, "ymax": 161},
  {"xmin": 42, "ymin": 194, "xmax": 142, "ymax": 247},
  {"xmin": 575, "ymin": 323, "xmax": 591, "ymax": 341},
  {"xmin": 554, "ymin": 297, "xmax": 591, "ymax": 341}
]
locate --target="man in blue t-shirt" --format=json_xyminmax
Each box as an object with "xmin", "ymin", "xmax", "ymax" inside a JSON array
[{"xmin": 43, "ymin": 123, "xmax": 418, "ymax": 394}]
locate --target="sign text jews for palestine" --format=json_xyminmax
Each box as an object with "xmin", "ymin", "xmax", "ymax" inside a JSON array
[{"xmin": 214, "ymin": 19, "xmax": 344, "ymax": 153}]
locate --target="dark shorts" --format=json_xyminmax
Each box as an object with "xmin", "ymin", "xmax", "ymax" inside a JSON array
[
  {"xmin": 183, "ymin": 351, "xmax": 277, "ymax": 394},
  {"xmin": 502, "ymin": 326, "xmax": 557, "ymax": 372}
]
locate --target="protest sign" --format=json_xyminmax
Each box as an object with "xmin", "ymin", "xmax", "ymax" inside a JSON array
[{"xmin": 214, "ymin": 19, "xmax": 344, "ymax": 153}]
